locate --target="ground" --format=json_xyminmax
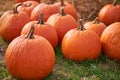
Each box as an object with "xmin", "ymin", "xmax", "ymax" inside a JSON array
[{"xmin": 0, "ymin": 0, "xmax": 120, "ymax": 80}]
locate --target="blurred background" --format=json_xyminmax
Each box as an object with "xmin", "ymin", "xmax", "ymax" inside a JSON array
[{"xmin": 0, "ymin": 0, "xmax": 114, "ymax": 21}]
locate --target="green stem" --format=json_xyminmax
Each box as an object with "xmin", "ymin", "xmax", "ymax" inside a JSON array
[
  {"xmin": 37, "ymin": 13, "xmax": 44, "ymax": 24},
  {"xmin": 25, "ymin": 25, "xmax": 34, "ymax": 39},
  {"xmin": 77, "ymin": 19, "xmax": 86, "ymax": 30},
  {"xmin": 13, "ymin": 3, "xmax": 22, "ymax": 14}
]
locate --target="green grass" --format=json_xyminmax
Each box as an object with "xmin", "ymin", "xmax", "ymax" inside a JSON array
[{"xmin": 0, "ymin": 45, "xmax": 120, "ymax": 80}]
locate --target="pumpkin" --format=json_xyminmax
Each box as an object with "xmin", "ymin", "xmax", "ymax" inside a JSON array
[
  {"xmin": 98, "ymin": 0, "xmax": 120, "ymax": 26},
  {"xmin": 84, "ymin": 17, "xmax": 106, "ymax": 37},
  {"xmin": 17, "ymin": 1, "xmax": 39, "ymax": 16},
  {"xmin": 101, "ymin": 22, "xmax": 120, "ymax": 61},
  {"xmin": 54, "ymin": 0, "xmax": 77, "ymax": 19},
  {"xmin": 31, "ymin": 2, "xmax": 59, "ymax": 21},
  {"xmin": 0, "ymin": 3, "xmax": 31, "ymax": 42},
  {"xmin": 21, "ymin": 14, "xmax": 58, "ymax": 48},
  {"xmin": 62, "ymin": 19, "xmax": 101, "ymax": 61},
  {"xmin": 47, "ymin": 8, "xmax": 77, "ymax": 43},
  {"xmin": 15, "ymin": 0, "xmax": 40, "ymax": 3},
  {"xmin": 5, "ymin": 25, "xmax": 55, "ymax": 80}
]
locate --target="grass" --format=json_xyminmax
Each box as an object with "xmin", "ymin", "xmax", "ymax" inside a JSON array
[
  {"xmin": 0, "ymin": 44, "xmax": 120, "ymax": 80},
  {"xmin": 46, "ymin": 46, "xmax": 120, "ymax": 80},
  {"xmin": 0, "ymin": 0, "xmax": 120, "ymax": 80}
]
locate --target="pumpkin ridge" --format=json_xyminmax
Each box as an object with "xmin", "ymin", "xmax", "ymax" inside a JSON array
[
  {"xmin": 67, "ymin": 30, "xmax": 77, "ymax": 60},
  {"xmin": 6, "ymin": 37, "xmax": 23, "ymax": 76},
  {"xmin": 15, "ymin": 38, "xmax": 27, "ymax": 77}
]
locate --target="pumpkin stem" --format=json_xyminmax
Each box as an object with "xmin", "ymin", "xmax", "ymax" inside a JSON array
[
  {"xmin": 77, "ymin": 19, "xmax": 86, "ymax": 30},
  {"xmin": 61, "ymin": 0, "xmax": 65, "ymax": 6},
  {"xmin": 69, "ymin": 0, "xmax": 75, "ymax": 6},
  {"xmin": 25, "ymin": 3, "xmax": 32, "ymax": 7},
  {"xmin": 37, "ymin": 13, "xmax": 44, "ymax": 24},
  {"xmin": 93, "ymin": 17, "xmax": 100, "ymax": 24},
  {"xmin": 60, "ymin": 7, "xmax": 66, "ymax": 16},
  {"xmin": 113, "ymin": 0, "xmax": 117, "ymax": 6},
  {"xmin": 47, "ymin": 0, "xmax": 55, "ymax": 4},
  {"xmin": 25, "ymin": 25, "xmax": 34, "ymax": 39},
  {"xmin": 13, "ymin": 3, "xmax": 22, "ymax": 14}
]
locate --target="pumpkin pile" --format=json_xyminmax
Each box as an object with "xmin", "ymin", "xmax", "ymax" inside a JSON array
[
  {"xmin": 17, "ymin": 1, "xmax": 39, "ymax": 16},
  {"xmin": 5, "ymin": 25, "xmax": 55, "ymax": 79},
  {"xmin": 62, "ymin": 19, "xmax": 102, "ymax": 61},
  {"xmin": 21, "ymin": 13, "xmax": 58, "ymax": 48},
  {"xmin": 0, "ymin": 0, "xmax": 120, "ymax": 79},
  {"xmin": 0, "ymin": 3, "xmax": 31, "ymax": 42},
  {"xmin": 84, "ymin": 17, "xmax": 106, "ymax": 37},
  {"xmin": 101, "ymin": 22, "xmax": 120, "ymax": 60},
  {"xmin": 15, "ymin": 0, "xmax": 41, "ymax": 3},
  {"xmin": 47, "ymin": 7, "xmax": 77, "ymax": 43},
  {"xmin": 98, "ymin": 0, "xmax": 120, "ymax": 26}
]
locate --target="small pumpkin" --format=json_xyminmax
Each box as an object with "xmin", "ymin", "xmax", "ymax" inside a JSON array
[
  {"xmin": 47, "ymin": 8, "xmax": 77, "ymax": 43},
  {"xmin": 84, "ymin": 17, "xmax": 106, "ymax": 37},
  {"xmin": 54, "ymin": 0, "xmax": 77, "ymax": 19},
  {"xmin": 15, "ymin": 0, "xmax": 41, "ymax": 3},
  {"xmin": 101, "ymin": 22, "xmax": 120, "ymax": 61},
  {"xmin": 5, "ymin": 25, "xmax": 55, "ymax": 80},
  {"xmin": 17, "ymin": 1, "xmax": 39, "ymax": 16},
  {"xmin": 31, "ymin": 2, "xmax": 59, "ymax": 21},
  {"xmin": 98, "ymin": 0, "xmax": 120, "ymax": 26},
  {"xmin": 21, "ymin": 13, "xmax": 58, "ymax": 48},
  {"xmin": 62, "ymin": 19, "xmax": 101, "ymax": 61},
  {"xmin": 0, "ymin": 3, "xmax": 31, "ymax": 42}
]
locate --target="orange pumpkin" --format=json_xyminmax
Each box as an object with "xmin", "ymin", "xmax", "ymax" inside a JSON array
[
  {"xmin": 101, "ymin": 22, "xmax": 120, "ymax": 61},
  {"xmin": 31, "ymin": 2, "xmax": 59, "ymax": 21},
  {"xmin": 17, "ymin": 1, "xmax": 39, "ymax": 16},
  {"xmin": 84, "ymin": 17, "xmax": 106, "ymax": 37},
  {"xmin": 15, "ymin": 0, "xmax": 41, "ymax": 3},
  {"xmin": 47, "ymin": 8, "xmax": 77, "ymax": 43},
  {"xmin": 0, "ymin": 4, "xmax": 31, "ymax": 42},
  {"xmin": 54, "ymin": 0, "xmax": 77, "ymax": 19},
  {"xmin": 98, "ymin": 0, "xmax": 120, "ymax": 26},
  {"xmin": 62, "ymin": 19, "xmax": 101, "ymax": 61},
  {"xmin": 21, "ymin": 14, "xmax": 58, "ymax": 48},
  {"xmin": 5, "ymin": 25, "xmax": 55, "ymax": 80}
]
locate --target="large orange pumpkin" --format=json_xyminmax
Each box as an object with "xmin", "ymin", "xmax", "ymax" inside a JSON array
[
  {"xmin": 0, "ymin": 4, "xmax": 31, "ymax": 42},
  {"xmin": 31, "ymin": 2, "xmax": 59, "ymax": 21},
  {"xmin": 15, "ymin": 0, "xmax": 41, "ymax": 3},
  {"xmin": 5, "ymin": 25, "xmax": 55, "ymax": 80},
  {"xmin": 47, "ymin": 8, "xmax": 77, "ymax": 43},
  {"xmin": 54, "ymin": 0, "xmax": 77, "ymax": 19},
  {"xmin": 98, "ymin": 0, "xmax": 120, "ymax": 26},
  {"xmin": 17, "ymin": 1, "xmax": 39, "ymax": 16},
  {"xmin": 101, "ymin": 22, "xmax": 120, "ymax": 61},
  {"xmin": 84, "ymin": 17, "xmax": 106, "ymax": 37},
  {"xmin": 62, "ymin": 19, "xmax": 101, "ymax": 61},
  {"xmin": 21, "ymin": 14, "xmax": 58, "ymax": 48}
]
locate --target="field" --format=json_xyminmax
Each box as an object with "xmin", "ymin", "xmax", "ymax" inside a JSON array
[{"xmin": 0, "ymin": 0, "xmax": 120, "ymax": 80}]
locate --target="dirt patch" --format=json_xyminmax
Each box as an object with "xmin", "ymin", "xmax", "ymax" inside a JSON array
[{"xmin": 0, "ymin": 0, "xmax": 14, "ymax": 16}]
